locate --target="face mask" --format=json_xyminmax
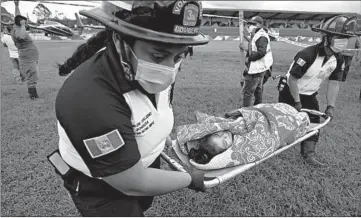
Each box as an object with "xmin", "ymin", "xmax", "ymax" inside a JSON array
[
  {"xmin": 330, "ymin": 38, "xmax": 348, "ymax": 53},
  {"xmin": 129, "ymin": 48, "xmax": 182, "ymax": 94}
]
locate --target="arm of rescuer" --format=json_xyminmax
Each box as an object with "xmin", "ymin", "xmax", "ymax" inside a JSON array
[
  {"xmin": 326, "ymin": 55, "xmax": 344, "ymax": 108},
  {"xmin": 287, "ymin": 50, "xmax": 314, "ymax": 103},
  {"xmin": 56, "ymin": 86, "xmax": 199, "ymax": 196},
  {"xmin": 103, "ymin": 157, "xmax": 192, "ymax": 196}
]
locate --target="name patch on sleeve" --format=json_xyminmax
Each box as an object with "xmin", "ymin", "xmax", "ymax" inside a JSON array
[{"xmin": 83, "ymin": 130, "xmax": 125, "ymax": 159}]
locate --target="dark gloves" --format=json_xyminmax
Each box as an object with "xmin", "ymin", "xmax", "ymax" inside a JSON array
[
  {"xmin": 188, "ymin": 170, "xmax": 205, "ymax": 192},
  {"xmin": 294, "ymin": 101, "xmax": 302, "ymax": 111},
  {"xmin": 325, "ymin": 105, "xmax": 334, "ymax": 120}
]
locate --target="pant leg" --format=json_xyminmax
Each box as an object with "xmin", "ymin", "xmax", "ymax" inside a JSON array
[
  {"xmin": 300, "ymin": 93, "xmax": 320, "ymax": 143},
  {"xmin": 254, "ymin": 72, "xmax": 265, "ymax": 105},
  {"xmin": 342, "ymin": 56, "xmax": 353, "ymax": 82},
  {"xmin": 20, "ymin": 61, "xmax": 39, "ymax": 88},
  {"xmin": 243, "ymin": 73, "xmax": 263, "ymax": 107}
]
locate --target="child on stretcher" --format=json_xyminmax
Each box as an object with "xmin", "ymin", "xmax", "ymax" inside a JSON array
[
  {"xmin": 177, "ymin": 103, "xmax": 310, "ymax": 169},
  {"xmin": 188, "ymin": 130, "xmax": 234, "ymax": 164}
]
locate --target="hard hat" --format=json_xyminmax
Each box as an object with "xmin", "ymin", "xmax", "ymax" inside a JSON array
[
  {"xmin": 344, "ymin": 15, "xmax": 361, "ymax": 36},
  {"xmin": 79, "ymin": 1, "xmax": 209, "ymax": 46},
  {"xmin": 247, "ymin": 16, "xmax": 264, "ymax": 26},
  {"xmin": 311, "ymin": 15, "xmax": 356, "ymax": 38}
]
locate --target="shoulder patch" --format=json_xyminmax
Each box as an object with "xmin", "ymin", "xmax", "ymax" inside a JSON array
[
  {"xmin": 83, "ymin": 130, "xmax": 125, "ymax": 159},
  {"xmin": 296, "ymin": 58, "xmax": 306, "ymax": 67}
]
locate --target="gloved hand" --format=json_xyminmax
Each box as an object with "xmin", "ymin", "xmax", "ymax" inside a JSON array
[
  {"xmin": 188, "ymin": 170, "xmax": 206, "ymax": 192},
  {"xmin": 294, "ymin": 101, "xmax": 302, "ymax": 111},
  {"xmin": 243, "ymin": 69, "xmax": 248, "ymax": 77},
  {"xmin": 324, "ymin": 105, "xmax": 334, "ymax": 120}
]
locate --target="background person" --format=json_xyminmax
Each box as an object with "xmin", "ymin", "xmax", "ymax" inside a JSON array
[
  {"xmin": 11, "ymin": 0, "xmax": 40, "ymax": 99},
  {"xmin": 1, "ymin": 25, "xmax": 22, "ymax": 82},
  {"xmin": 242, "ymin": 16, "xmax": 273, "ymax": 107},
  {"xmin": 278, "ymin": 15, "xmax": 356, "ymax": 167},
  {"xmin": 50, "ymin": 1, "xmax": 208, "ymax": 216}
]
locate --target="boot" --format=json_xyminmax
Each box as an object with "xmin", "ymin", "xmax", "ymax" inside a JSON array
[
  {"xmin": 300, "ymin": 141, "xmax": 327, "ymax": 167},
  {"xmin": 28, "ymin": 87, "xmax": 39, "ymax": 100}
]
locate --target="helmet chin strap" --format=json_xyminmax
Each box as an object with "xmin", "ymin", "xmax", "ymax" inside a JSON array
[
  {"xmin": 117, "ymin": 36, "xmax": 148, "ymax": 94},
  {"xmin": 117, "ymin": 36, "xmax": 135, "ymax": 81}
]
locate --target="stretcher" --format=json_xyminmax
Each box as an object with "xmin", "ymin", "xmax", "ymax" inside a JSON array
[{"xmin": 160, "ymin": 109, "xmax": 331, "ymax": 189}]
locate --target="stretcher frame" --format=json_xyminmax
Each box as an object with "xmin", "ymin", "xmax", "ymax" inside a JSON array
[{"xmin": 160, "ymin": 109, "xmax": 331, "ymax": 189}]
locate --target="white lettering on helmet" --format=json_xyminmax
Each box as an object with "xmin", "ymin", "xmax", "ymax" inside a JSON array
[
  {"xmin": 173, "ymin": 0, "xmax": 188, "ymax": 14},
  {"xmin": 173, "ymin": 25, "xmax": 199, "ymax": 34}
]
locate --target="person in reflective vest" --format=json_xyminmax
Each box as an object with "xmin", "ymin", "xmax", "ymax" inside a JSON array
[
  {"xmin": 242, "ymin": 16, "xmax": 273, "ymax": 107},
  {"xmin": 278, "ymin": 15, "xmax": 356, "ymax": 167}
]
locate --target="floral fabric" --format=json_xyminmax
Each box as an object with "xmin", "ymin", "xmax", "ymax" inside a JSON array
[{"xmin": 175, "ymin": 103, "xmax": 310, "ymax": 170}]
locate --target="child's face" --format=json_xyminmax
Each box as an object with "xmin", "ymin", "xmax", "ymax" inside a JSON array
[{"xmin": 202, "ymin": 130, "xmax": 233, "ymax": 156}]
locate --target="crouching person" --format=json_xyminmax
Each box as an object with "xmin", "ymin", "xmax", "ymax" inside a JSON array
[{"xmin": 278, "ymin": 15, "xmax": 356, "ymax": 167}]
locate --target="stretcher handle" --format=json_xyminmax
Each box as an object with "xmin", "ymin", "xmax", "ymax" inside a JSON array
[
  {"xmin": 160, "ymin": 152, "xmax": 187, "ymax": 173},
  {"xmin": 300, "ymin": 108, "xmax": 327, "ymax": 118},
  {"xmin": 161, "ymin": 115, "xmax": 331, "ymax": 189}
]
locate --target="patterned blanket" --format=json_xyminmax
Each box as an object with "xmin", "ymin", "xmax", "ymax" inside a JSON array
[{"xmin": 175, "ymin": 103, "xmax": 310, "ymax": 170}]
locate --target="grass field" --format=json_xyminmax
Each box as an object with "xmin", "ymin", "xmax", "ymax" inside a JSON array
[{"xmin": 1, "ymin": 40, "xmax": 360, "ymax": 216}]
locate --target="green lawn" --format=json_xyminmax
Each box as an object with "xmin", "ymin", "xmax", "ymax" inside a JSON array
[{"xmin": 1, "ymin": 40, "xmax": 360, "ymax": 216}]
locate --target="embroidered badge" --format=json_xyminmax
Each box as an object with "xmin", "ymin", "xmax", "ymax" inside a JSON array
[
  {"xmin": 296, "ymin": 58, "xmax": 306, "ymax": 67},
  {"xmin": 183, "ymin": 4, "xmax": 198, "ymax": 26},
  {"xmin": 172, "ymin": 1, "xmax": 200, "ymax": 35},
  {"xmin": 83, "ymin": 130, "xmax": 125, "ymax": 158}
]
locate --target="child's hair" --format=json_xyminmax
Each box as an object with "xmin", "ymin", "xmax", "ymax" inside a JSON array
[
  {"xmin": 188, "ymin": 147, "xmax": 214, "ymax": 164},
  {"xmin": 187, "ymin": 135, "xmax": 214, "ymax": 164}
]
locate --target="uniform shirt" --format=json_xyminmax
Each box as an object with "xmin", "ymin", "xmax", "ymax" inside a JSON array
[
  {"xmin": 11, "ymin": 25, "xmax": 39, "ymax": 63},
  {"xmin": 1, "ymin": 34, "xmax": 19, "ymax": 58},
  {"xmin": 286, "ymin": 43, "xmax": 343, "ymax": 95},
  {"xmin": 56, "ymin": 45, "xmax": 175, "ymax": 178}
]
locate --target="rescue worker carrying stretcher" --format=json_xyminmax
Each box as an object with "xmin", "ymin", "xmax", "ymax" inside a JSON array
[
  {"xmin": 277, "ymin": 15, "xmax": 357, "ymax": 167},
  {"xmin": 48, "ymin": 1, "xmax": 209, "ymax": 216}
]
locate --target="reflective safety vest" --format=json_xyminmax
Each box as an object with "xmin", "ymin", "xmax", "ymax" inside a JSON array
[{"xmin": 248, "ymin": 28, "xmax": 273, "ymax": 74}]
